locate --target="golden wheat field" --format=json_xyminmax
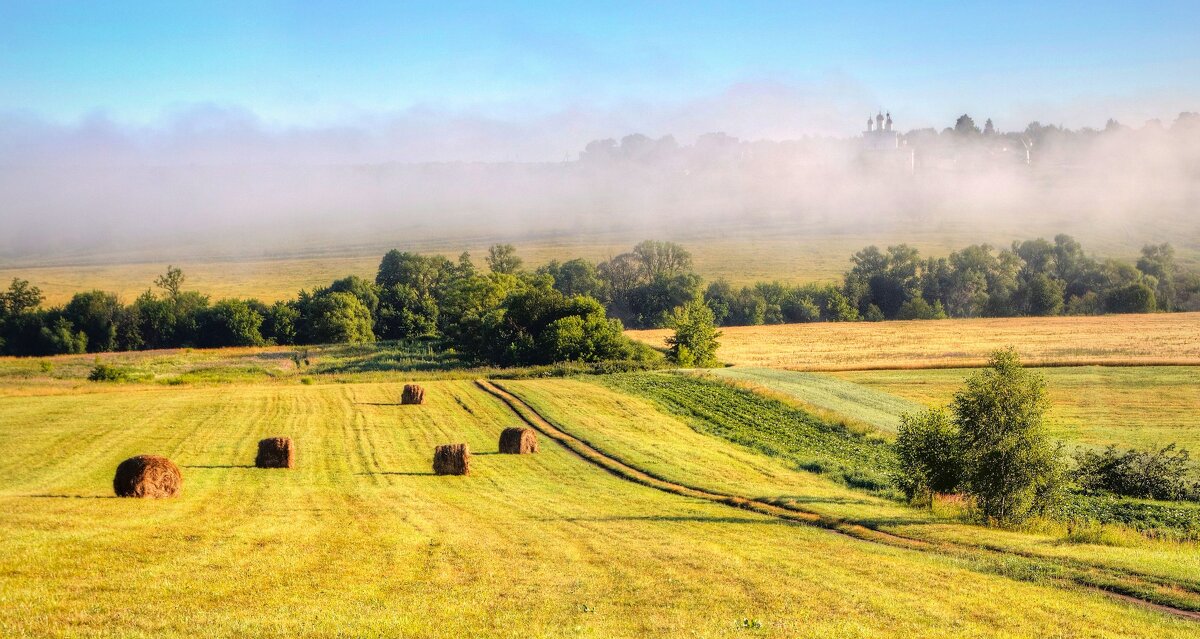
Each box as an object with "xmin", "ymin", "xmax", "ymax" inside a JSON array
[{"xmin": 627, "ymin": 312, "xmax": 1200, "ymax": 370}]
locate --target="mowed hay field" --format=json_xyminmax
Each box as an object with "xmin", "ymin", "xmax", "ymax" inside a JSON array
[
  {"xmin": 1, "ymin": 380, "xmax": 1197, "ymax": 637},
  {"xmin": 628, "ymin": 313, "xmax": 1200, "ymax": 370}
]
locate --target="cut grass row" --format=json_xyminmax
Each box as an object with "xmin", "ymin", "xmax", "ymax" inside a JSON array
[{"xmin": 2, "ymin": 378, "xmax": 1197, "ymax": 636}]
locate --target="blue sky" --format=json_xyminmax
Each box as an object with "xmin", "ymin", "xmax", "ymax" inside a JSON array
[{"xmin": 1, "ymin": 1, "xmax": 1199, "ymax": 133}]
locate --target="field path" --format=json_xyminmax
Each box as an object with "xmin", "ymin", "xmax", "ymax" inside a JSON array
[{"xmin": 479, "ymin": 379, "xmax": 1200, "ymax": 622}]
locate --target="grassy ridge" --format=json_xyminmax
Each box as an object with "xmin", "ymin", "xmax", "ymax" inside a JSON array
[
  {"xmin": 597, "ymin": 372, "xmax": 897, "ymax": 491},
  {"xmin": 7, "ymin": 379, "xmax": 1196, "ymax": 636},
  {"xmin": 706, "ymin": 367, "xmax": 923, "ymax": 433}
]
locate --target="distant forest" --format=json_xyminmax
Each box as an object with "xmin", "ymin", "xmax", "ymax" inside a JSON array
[{"xmin": 0, "ymin": 236, "xmax": 1195, "ymax": 362}]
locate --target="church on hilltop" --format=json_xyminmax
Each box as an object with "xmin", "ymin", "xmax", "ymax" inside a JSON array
[{"xmin": 859, "ymin": 111, "xmax": 914, "ymax": 172}]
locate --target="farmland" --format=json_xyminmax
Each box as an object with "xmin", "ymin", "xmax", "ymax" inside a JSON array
[
  {"xmin": 832, "ymin": 366, "xmax": 1200, "ymax": 451},
  {"xmin": 627, "ymin": 312, "xmax": 1200, "ymax": 370},
  {"xmin": 7, "ymin": 377, "xmax": 1200, "ymax": 637}
]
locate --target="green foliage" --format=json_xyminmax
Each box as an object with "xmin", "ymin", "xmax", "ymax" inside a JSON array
[
  {"xmin": 1104, "ymin": 283, "xmax": 1157, "ymax": 314},
  {"xmin": 1072, "ymin": 444, "xmax": 1198, "ymax": 501},
  {"xmin": 39, "ymin": 316, "xmax": 87, "ymax": 354},
  {"xmin": 261, "ymin": 301, "xmax": 300, "ymax": 345},
  {"xmin": 665, "ymin": 299, "xmax": 721, "ymax": 367},
  {"xmin": 87, "ymin": 363, "xmax": 135, "ymax": 382},
  {"xmin": 300, "ymin": 291, "xmax": 375, "ymax": 345},
  {"xmin": 600, "ymin": 372, "xmax": 897, "ymax": 492},
  {"xmin": 197, "ymin": 299, "xmax": 265, "ymax": 348},
  {"xmin": 953, "ymin": 349, "xmax": 1064, "ymax": 524},
  {"xmin": 895, "ymin": 408, "xmax": 961, "ymax": 502},
  {"xmin": 485, "ymin": 244, "xmax": 523, "ymax": 274},
  {"xmin": 896, "ymin": 297, "xmax": 947, "ymax": 320}
]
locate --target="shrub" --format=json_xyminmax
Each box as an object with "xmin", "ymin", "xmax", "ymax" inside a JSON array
[
  {"xmin": 1072, "ymin": 444, "xmax": 1198, "ymax": 501},
  {"xmin": 895, "ymin": 408, "xmax": 961, "ymax": 503},
  {"xmin": 88, "ymin": 363, "xmax": 132, "ymax": 382}
]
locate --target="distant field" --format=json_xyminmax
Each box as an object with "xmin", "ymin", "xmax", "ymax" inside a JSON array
[
  {"xmin": 832, "ymin": 366, "xmax": 1200, "ymax": 451},
  {"xmin": 7, "ymin": 378, "xmax": 1197, "ymax": 636},
  {"xmin": 629, "ymin": 313, "xmax": 1200, "ymax": 370},
  {"xmin": 4, "ymin": 223, "xmax": 1191, "ymax": 305}
]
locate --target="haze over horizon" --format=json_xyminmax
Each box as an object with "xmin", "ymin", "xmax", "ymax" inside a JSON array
[{"xmin": 2, "ymin": 1, "xmax": 1198, "ymax": 262}]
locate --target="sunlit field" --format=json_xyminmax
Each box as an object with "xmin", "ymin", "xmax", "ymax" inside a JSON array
[
  {"xmin": 830, "ymin": 366, "xmax": 1200, "ymax": 451},
  {"xmin": 628, "ymin": 312, "xmax": 1200, "ymax": 370},
  {"xmin": 7, "ymin": 377, "xmax": 1199, "ymax": 637},
  {"xmin": 6, "ymin": 222, "xmax": 1195, "ymax": 306}
]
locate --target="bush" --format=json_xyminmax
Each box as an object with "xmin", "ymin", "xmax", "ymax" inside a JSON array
[
  {"xmin": 88, "ymin": 363, "xmax": 133, "ymax": 382},
  {"xmin": 1072, "ymin": 444, "xmax": 1198, "ymax": 501},
  {"xmin": 895, "ymin": 408, "xmax": 961, "ymax": 502}
]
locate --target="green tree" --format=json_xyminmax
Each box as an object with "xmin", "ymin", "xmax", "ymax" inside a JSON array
[
  {"xmin": 895, "ymin": 408, "xmax": 961, "ymax": 504},
  {"xmin": 1137, "ymin": 243, "xmax": 1177, "ymax": 311},
  {"xmin": 197, "ymin": 299, "xmax": 265, "ymax": 347},
  {"xmin": 952, "ymin": 349, "xmax": 1063, "ymax": 524},
  {"xmin": 154, "ymin": 265, "xmax": 185, "ymax": 301},
  {"xmin": 485, "ymin": 244, "xmax": 523, "ymax": 275},
  {"xmin": 302, "ymin": 291, "xmax": 375, "ymax": 344},
  {"xmin": 62, "ymin": 290, "xmax": 122, "ymax": 352},
  {"xmin": 665, "ymin": 299, "xmax": 721, "ymax": 367}
]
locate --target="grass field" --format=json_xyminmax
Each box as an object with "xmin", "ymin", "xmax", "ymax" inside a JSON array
[
  {"xmin": 501, "ymin": 376, "xmax": 1200, "ymax": 590},
  {"xmin": 7, "ymin": 379, "xmax": 1200, "ymax": 636},
  {"xmin": 831, "ymin": 366, "xmax": 1200, "ymax": 451},
  {"xmin": 628, "ymin": 312, "xmax": 1200, "ymax": 370}
]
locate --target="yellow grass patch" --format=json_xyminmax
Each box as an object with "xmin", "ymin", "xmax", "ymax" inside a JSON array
[{"xmin": 628, "ymin": 313, "xmax": 1200, "ymax": 370}]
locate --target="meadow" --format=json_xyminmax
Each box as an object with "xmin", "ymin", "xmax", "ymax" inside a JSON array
[
  {"xmin": 627, "ymin": 312, "xmax": 1200, "ymax": 370},
  {"xmin": 832, "ymin": 366, "xmax": 1200, "ymax": 451},
  {"xmin": 8, "ymin": 377, "xmax": 1200, "ymax": 637}
]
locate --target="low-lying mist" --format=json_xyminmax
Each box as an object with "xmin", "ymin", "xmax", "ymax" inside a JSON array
[{"xmin": 2, "ymin": 93, "xmax": 1197, "ymax": 265}]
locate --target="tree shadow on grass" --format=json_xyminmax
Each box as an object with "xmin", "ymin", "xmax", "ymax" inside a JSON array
[
  {"xmin": 30, "ymin": 494, "xmax": 117, "ymax": 499},
  {"xmin": 357, "ymin": 471, "xmax": 437, "ymax": 476},
  {"xmin": 548, "ymin": 515, "xmax": 797, "ymax": 525}
]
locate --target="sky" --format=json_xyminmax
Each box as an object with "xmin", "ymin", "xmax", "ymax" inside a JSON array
[{"xmin": 2, "ymin": 0, "xmax": 1199, "ymax": 141}]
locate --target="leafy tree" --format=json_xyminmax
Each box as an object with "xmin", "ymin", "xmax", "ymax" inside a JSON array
[
  {"xmin": 952, "ymin": 349, "xmax": 1063, "ymax": 524},
  {"xmin": 485, "ymin": 244, "xmax": 523, "ymax": 275},
  {"xmin": 1104, "ymin": 283, "xmax": 1156, "ymax": 314},
  {"xmin": 38, "ymin": 316, "xmax": 87, "ymax": 354},
  {"xmin": 375, "ymin": 251, "xmax": 452, "ymax": 293},
  {"xmin": 895, "ymin": 408, "xmax": 961, "ymax": 503},
  {"xmin": 154, "ymin": 265, "xmax": 185, "ymax": 300},
  {"xmin": 197, "ymin": 299, "xmax": 265, "ymax": 347},
  {"xmin": 702, "ymin": 280, "xmax": 734, "ymax": 325},
  {"xmin": 0, "ymin": 278, "xmax": 43, "ymax": 316},
  {"xmin": 1137, "ymin": 243, "xmax": 1177, "ymax": 311},
  {"xmin": 261, "ymin": 301, "xmax": 300, "ymax": 345},
  {"xmin": 376, "ymin": 284, "xmax": 438, "ymax": 339},
  {"xmin": 62, "ymin": 290, "xmax": 122, "ymax": 352},
  {"xmin": 1015, "ymin": 273, "xmax": 1066, "ymax": 316},
  {"xmin": 896, "ymin": 297, "xmax": 947, "ymax": 320},
  {"xmin": 300, "ymin": 291, "xmax": 375, "ymax": 344},
  {"xmin": 325, "ymin": 275, "xmax": 380, "ymax": 316},
  {"xmin": 665, "ymin": 299, "xmax": 721, "ymax": 367},
  {"xmin": 540, "ymin": 258, "xmax": 606, "ymax": 300}
]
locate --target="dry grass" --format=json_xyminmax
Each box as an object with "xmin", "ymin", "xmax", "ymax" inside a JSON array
[{"xmin": 628, "ymin": 312, "xmax": 1200, "ymax": 370}]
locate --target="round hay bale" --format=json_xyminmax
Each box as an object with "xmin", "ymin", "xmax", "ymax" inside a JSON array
[
  {"xmin": 433, "ymin": 443, "xmax": 471, "ymax": 476},
  {"xmin": 498, "ymin": 427, "xmax": 539, "ymax": 454},
  {"xmin": 113, "ymin": 455, "xmax": 182, "ymax": 498},
  {"xmin": 401, "ymin": 383, "xmax": 426, "ymax": 405},
  {"xmin": 255, "ymin": 437, "xmax": 296, "ymax": 469}
]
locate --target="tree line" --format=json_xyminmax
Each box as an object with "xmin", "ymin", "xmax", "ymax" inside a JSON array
[
  {"xmin": 1, "ymin": 235, "xmax": 1192, "ymax": 361},
  {"xmin": 709, "ymin": 236, "xmax": 1196, "ymax": 325}
]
